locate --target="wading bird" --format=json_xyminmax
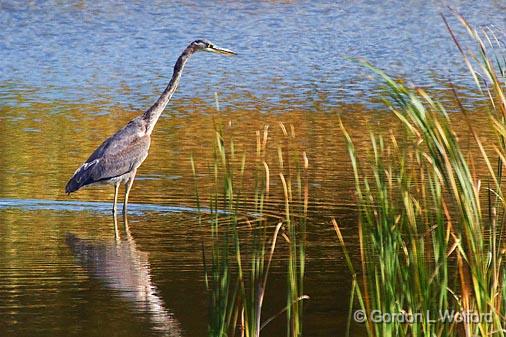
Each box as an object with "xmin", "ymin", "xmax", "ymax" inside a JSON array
[{"xmin": 65, "ymin": 40, "xmax": 236, "ymax": 215}]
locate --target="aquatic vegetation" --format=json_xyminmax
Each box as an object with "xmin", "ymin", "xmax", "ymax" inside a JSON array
[
  {"xmin": 337, "ymin": 15, "xmax": 506, "ymax": 337},
  {"xmin": 192, "ymin": 122, "xmax": 308, "ymax": 337}
]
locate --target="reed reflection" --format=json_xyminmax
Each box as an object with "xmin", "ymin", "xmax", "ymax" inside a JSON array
[{"xmin": 66, "ymin": 216, "xmax": 182, "ymax": 337}]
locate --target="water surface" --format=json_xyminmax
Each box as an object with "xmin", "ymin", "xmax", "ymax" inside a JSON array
[{"xmin": 0, "ymin": 1, "xmax": 504, "ymax": 336}]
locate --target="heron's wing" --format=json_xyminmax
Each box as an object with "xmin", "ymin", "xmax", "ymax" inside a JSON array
[
  {"xmin": 65, "ymin": 118, "xmax": 150, "ymax": 193},
  {"xmin": 86, "ymin": 117, "xmax": 145, "ymax": 161},
  {"xmin": 87, "ymin": 134, "xmax": 150, "ymax": 181}
]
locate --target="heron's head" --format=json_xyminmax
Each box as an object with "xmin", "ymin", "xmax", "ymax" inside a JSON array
[{"xmin": 190, "ymin": 39, "xmax": 236, "ymax": 56}]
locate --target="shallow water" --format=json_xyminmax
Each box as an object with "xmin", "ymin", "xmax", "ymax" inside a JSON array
[{"xmin": 0, "ymin": 1, "xmax": 504, "ymax": 336}]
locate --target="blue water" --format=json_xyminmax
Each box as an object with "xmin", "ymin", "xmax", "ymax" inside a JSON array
[
  {"xmin": 1, "ymin": 1, "xmax": 504, "ymax": 110},
  {"xmin": 0, "ymin": 197, "xmax": 200, "ymax": 214}
]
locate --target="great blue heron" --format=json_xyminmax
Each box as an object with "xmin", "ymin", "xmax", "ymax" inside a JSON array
[{"xmin": 65, "ymin": 40, "xmax": 236, "ymax": 215}]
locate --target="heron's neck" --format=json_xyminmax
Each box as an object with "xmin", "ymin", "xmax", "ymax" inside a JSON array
[{"xmin": 143, "ymin": 46, "xmax": 195, "ymax": 135}]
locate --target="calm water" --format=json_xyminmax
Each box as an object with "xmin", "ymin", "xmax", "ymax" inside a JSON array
[{"xmin": 0, "ymin": 1, "xmax": 504, "ymax": 336}]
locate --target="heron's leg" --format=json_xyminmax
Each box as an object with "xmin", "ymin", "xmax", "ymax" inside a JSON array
[
  {"xmin": 112, "ymin": 183, "xmax": 120, "ymax": 215},
  {"xmin": 123, "ymin": 169, "xmax": 137, "ymax": 215},
  {"xmin": 112, "ymin": 183, "xmax": 120, "ymax": 239}
]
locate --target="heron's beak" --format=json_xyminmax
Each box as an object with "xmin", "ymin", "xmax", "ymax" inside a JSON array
[{"xmin": 206, "ymin": 46, "xmax": 237, "ymax": 56}]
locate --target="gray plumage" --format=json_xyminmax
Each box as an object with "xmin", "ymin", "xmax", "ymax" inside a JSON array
[
  {"xmin": 65, "ymin": 39, "xmax": 236, "ymax": 213},
  {"xmin": 65, "ymin": 117, "xmax": 150, "ymax": 193}
]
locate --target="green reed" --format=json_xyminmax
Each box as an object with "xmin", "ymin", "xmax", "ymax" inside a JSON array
[
  {"xmin": 337, "ymin": 14, "xmax": 505, "ymax": 337},
  {"xmin": 192, "ymin": 123, "xmax": 308, "ymax": 337},
  {"xmin": 191, "ymin": 133, "xmax": 241, "ymax": 337},
  {"xmin": 278, "ymin": 123, "xmax": 309, "ymax": 337}
]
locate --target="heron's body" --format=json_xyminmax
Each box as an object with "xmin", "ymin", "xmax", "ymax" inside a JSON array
[
  {"xmin": 65, "ymin": 40, "xmax": 235, "ymax": 215},
  {"xmin": 66, "ymin": 117, "xmax": 150, "ymax": 192}
]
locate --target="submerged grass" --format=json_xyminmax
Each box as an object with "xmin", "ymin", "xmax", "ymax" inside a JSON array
[
  {"xmin": 337, "ymin": 14, "xmax": 506, "ymax": 337},
  {"xmin": 192, "ymin": 122, "xmax": 308, "ymax": 337}
]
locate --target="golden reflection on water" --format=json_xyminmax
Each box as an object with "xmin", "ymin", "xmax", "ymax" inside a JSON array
[
  {"xmin": 0, "ymin": 95, "xmax": 493, "ymax": 209},
  {"xmin": 0, "ymin": 94, "xmax": 498, "ymax": 265},
  {"xmin": 0, "ymin": 99, "xmax": 368, "ymax": 204},
  {"xmin": 0, "ymin": 93, "xmax": 498, "ymax": 337}
]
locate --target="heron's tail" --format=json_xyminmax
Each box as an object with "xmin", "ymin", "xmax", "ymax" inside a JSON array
[
  {"xmin": 65, "ymin": 160, "xmax": 99, "ymax": 194},
  {"xmin": 65, "ymin": 178, "xmax": 81, "ymax": 194}
]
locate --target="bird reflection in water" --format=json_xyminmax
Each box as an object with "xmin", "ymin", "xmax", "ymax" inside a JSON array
[{"xmin": 66, "ymin": 215, "xmax": 181, "ymax": 336}]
